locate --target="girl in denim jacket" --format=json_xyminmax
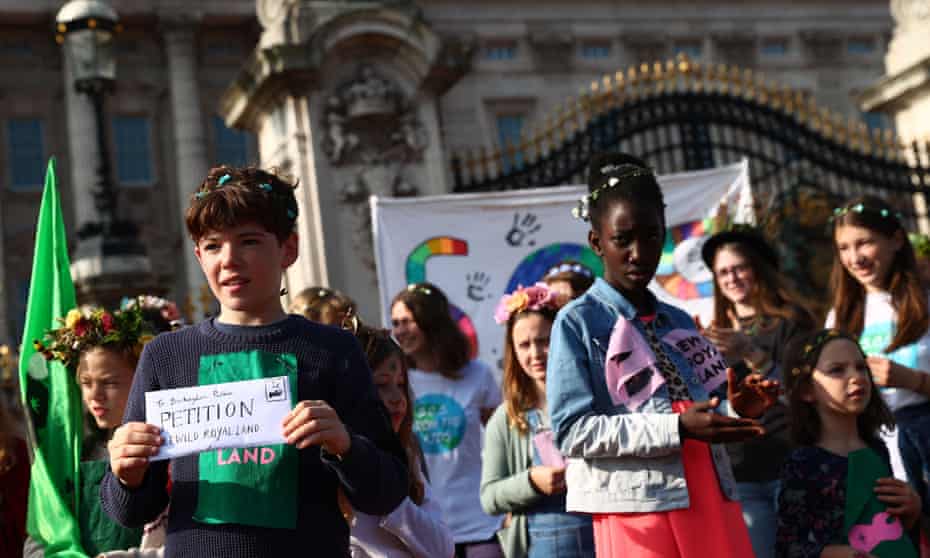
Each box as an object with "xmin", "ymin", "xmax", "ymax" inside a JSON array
[{"xmin": 547, "ymin": 152, "xmax": 780, "ymax": 558}]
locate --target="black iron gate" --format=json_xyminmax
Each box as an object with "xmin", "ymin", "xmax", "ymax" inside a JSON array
[{"xmin": 449, "ymin": 56, "xmax": 930, "ymax": 299}]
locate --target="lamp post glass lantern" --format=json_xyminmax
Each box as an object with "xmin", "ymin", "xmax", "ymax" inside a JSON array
[
  {"xmin": 56, "ymin": 1, "xmax": 154, "ymax": 308},
  {"xmin": 57, "ymin": 0, "xmax": 122, "ymax": 237}
]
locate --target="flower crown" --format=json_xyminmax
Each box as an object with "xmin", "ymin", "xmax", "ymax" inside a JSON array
[
  {"xmin": 406, "ymin": 283, "xmax": 434, "ymax": 296},
  {"xmin": 571, "ymin": 165, "xmax": 655, "ymax": 222},
  {"xmin": 831, "ymin": 202, "xmax": 902, "ymax": 223},
  {"xmin": 545, "ymin": 262, "xmax": 593, "ymax": 279},
  {"xmin": 34, "ymin": 302, "xmax": 154, "ymax": 371},
  {"xmin": 120, "ymin": 295, "xmax": 184, "ymax": 329},
  {"xmin": 790, "ymin": 329, "xmax": 859, "ymax": 377},
  {"xmin": 494, "ymin": 283, "xmax": 562, "ymax": 324},
  {"xmin": 193, "ymin": 173, "xmax": 299, "ymax": 222}
]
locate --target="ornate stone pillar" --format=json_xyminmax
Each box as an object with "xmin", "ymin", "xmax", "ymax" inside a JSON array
[
  {"xmin": 859, "ymin": 0, "xmax": 930, "ymax": 232},
  {"xmin": 220, "ymin": 0, "xmax": 470, "ymax": 321},
  {"xmin": 62, "ymin": 55, "xmax": 99, "ymax": 231},
  {"xmin": 163, "ymin": 18, "xmax": 211, "ymax": 315}
]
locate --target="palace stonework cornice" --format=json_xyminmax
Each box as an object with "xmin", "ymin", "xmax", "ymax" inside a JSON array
[
  {"xmin": 221, "ymin": 2, "xmax": 470, "ymax": 130},
  {"xmin": 859, "ymin": 55, "xmax": 930, "ymax": 113},
  {"xmin": 892, "ymin": 0, "xmax": 930, "ymax": 28}
]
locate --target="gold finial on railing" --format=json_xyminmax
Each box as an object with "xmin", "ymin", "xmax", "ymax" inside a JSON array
[
  {"xmin": 821, "ymin": 108, "xmax": 835, "ymax": 137},
  {"xmin": 741, "ymin": 68, "xmax": 754, "ymax": 99},
  {"xmin": 578, "ymin": 86, "xmax": 591, "ymax": 121},
  {"xmin": 714, "ymin": 63, "xmax": 728, "ymax": 93},
  {"xmin": 492, "ymin": 143, "xmax": 504, "ymax": 178},
  {"xmin": 555, "ymin": 99, "xmax": 569, "ymax": 142},
  {"xmin": 689, "ymin": 60, "xmax": 704, "ymax": 92},
  {"xmin": 542, "ymin": 114, "xmax": 555, "ymax": 155},
  {"xmin": 478, "ymin": 146, "xmax": 490, "ymax": 179},
  {"xmin": 626, "ymin": 65, "xmax": 640, "ymax": 99},
  {"xmin": 502, "ymin": 137, "xmax": 517, "ymax": 172},
  {"xmin": 677, "ymin": 52, "xmax": 692, "ymax": 74},
  {"xmin": 729, "ymin": 66, "xmax": 742, "ymax": 95},
  {"xmin": 601, "ymin": 74, "xmax": 616, "ymax": 109},
  {"xmin": 835, "ymin": 114, "xmax": 850, "ymax": 145},
  {"xmin": 627, "ymin": 64, "xmax": 638, "ymax": 86},
  {"xmin": 568, "ymin": 95, "xmax": 583, "ymax": 134},
  {"xmin": 855, "ymin": 121, "xmax": 869, "ymax": 153},
  {"xmin": 801, "ymin": 93, "xmax": 821, "ymax": 130},
  {"xmin": 526, "ymin": 126, "xmax": 540, "ymax": 161},
  {"xmin": 869, "ymin": 127, "xmax": 883, "ymax": 156}
]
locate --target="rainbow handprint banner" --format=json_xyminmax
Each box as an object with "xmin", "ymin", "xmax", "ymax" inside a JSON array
[{"xmin": 371, "ymin": 159, "xmax": 753, "ymax": 378}]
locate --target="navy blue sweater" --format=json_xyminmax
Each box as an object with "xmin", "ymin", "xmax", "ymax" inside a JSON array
[{"xmin": 100, "ymin": 316, "xmax": 408, "ymax": 557}]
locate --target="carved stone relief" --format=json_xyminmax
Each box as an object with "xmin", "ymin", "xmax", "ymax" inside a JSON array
[
  {"xmin": 321, "ymin": 64, "xmax": 426, "ymax": 270},
  {"xmin": 322, "ymin": 64, "xmax": 427, "ymax": 169}
]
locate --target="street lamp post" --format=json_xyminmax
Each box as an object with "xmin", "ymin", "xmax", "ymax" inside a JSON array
[{"xmin": 55, "ymin": 0, "xmax": 158, "ymax": 308}]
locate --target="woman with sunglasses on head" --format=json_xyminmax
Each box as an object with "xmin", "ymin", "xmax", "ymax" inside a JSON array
[
  {"xmin": 344, "ymin": 319, "xmax": 454, "ymax": 558},
  {"xmin": 700, "ymin": 226, "xmax": 817, "ymax": 558},
  {"xmin": 391, "ymin": 283, "xmax": 503, "ymax": 558}
]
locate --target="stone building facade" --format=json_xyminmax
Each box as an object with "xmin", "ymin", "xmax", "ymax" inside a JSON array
[{"xmin": 0, "ymin": 0, "xmax": 895, "ymax": 343}]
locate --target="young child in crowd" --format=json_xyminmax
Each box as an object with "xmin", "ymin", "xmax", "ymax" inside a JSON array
[
  {"xmin": 100, "ymin": 166, "xmax": 408, "ymax": 557},
  {"xmin": 346, "ymin": 320, "xmax": 454, "ymax": 557},
  {"xmin": 542, "ymin": 260, "xmax": 595, "ymax": 301},
  {"xmin": 776, "ymin": 329, "xmax": 921, "ymax": 558},
  {"xmin": 25, "ymin": 302, "xmax": 166, "ymax": 557},
  {"xmin": 391, "ymin": 283, "xmax": 503, "ymax": 557},
  {"xmin": 481, "ymin": 283, "xmax": 594, "ymax": 558},
  {"xmin": 290, "ymin": 286, "xmax": 356, "ymax": 327},
  {"xmin": 827, "ymin": 196, "xmax": 930, "ymax": 520},
  {"xmin": 547, "ymin": 151, "xmax": 780, "ymax": 557}
]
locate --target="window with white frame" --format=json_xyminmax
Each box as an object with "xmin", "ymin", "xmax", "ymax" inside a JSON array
[
  {"xmin": 760, "ymin": 38, "xmax": 789, "ymax": 57},
  {"xmin": 213, "ymin": 116, "xmax": 252, "ymax": 167},
  {"xmin": 496, "ymin": 114, "xmax": 525, "ymax": 172},
  {"xmin": 7, "ymin": 118, "xmax": 45, "ymax": 191},
  {"xmin": 847, "ymin": 38, "xmax": 875, "ymax": 55},
  {"xmin": 674, "ymin": 40, "xmax": 702, "ymax": 59},
  {"xmin": 484, "ymin": 41, "xmax": 518, "ymax": 61},
  {"xmin": 113, "ymin": 116, "xmax": 153, "ymax": 186},
  {"xmin": 580, "ymin": 41, "xmax": 611, "ymax": 59}
]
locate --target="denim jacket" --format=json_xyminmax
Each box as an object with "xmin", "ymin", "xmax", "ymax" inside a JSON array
[{"xmin": 547, "ymin": 278, "xmax": 738, "ymax": 513}]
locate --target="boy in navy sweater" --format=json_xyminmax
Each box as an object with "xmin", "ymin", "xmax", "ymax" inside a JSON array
[{"xmin": 101, "ymin": 166, "xmax": 408, "ymax": 557}]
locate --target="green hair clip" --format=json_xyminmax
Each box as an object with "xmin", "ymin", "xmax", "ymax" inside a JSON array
[{"xmin": 831, "ymin": 203, "xmax": 903, "ymax": 222}]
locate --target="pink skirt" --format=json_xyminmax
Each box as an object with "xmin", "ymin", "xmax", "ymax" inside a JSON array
[{"xmin": 592, "ymin": 402, "xmax": 755, "ymax": 558}]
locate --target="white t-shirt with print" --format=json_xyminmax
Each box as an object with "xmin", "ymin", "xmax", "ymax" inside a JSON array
[
  {"xmin": 826, "ymin": 292, "xmax": 930, "ymax": 480},
  {"xmin": 408, "ymin": 359, "xmax": 503, "ymax": 544}
]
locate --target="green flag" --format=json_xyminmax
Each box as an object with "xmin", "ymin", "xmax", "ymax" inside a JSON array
[{"xmin": 18, "ymin": 158, "xmax": 86, "ymax": 557}]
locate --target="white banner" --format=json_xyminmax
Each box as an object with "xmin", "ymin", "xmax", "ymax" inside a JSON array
[{"xmin": 372, "ymin": 160, "xmax": 753, "ymax": 378}]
